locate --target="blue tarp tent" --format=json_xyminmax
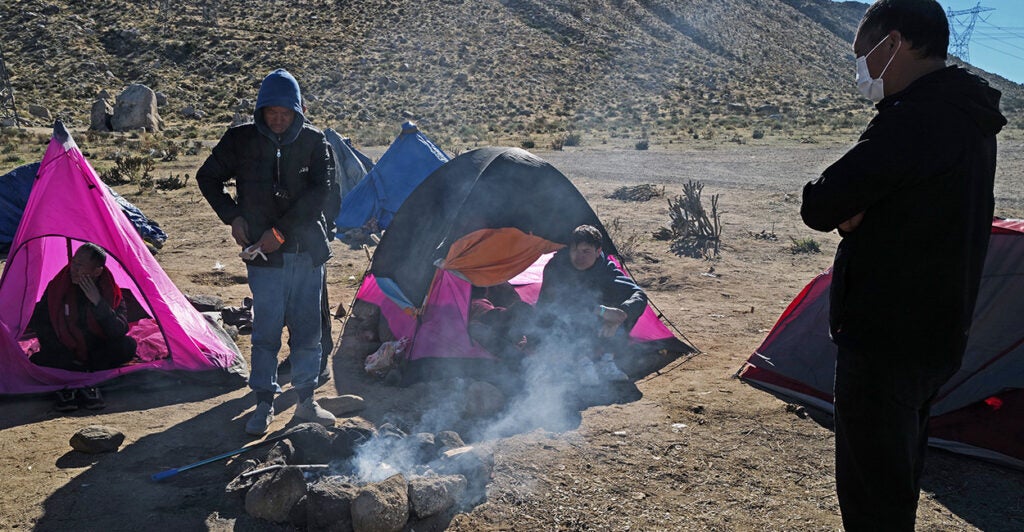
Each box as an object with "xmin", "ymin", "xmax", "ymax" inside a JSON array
[
  {"xmin": 0, "ymin": 161, "xmax": 167, "ymax": 254},
  {"xmin": 324, "ymin": 128, "xmax": 373, "ymax": 201},
  {"xmin": 335, "ymin": 122, "xmax": 449, "ymax": 230},
  {"xmin": 0, "ymin": 162, "xmax": 37, "ymax": 254}
]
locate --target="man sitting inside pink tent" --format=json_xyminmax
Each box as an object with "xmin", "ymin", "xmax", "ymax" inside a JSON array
[
  {"xmin": 28, "ymin": 243, "xmax": 136, "ymax": 410},
  {"xmin": 531, "ymin": 224, "xmax": 645, "ymax": 384}
]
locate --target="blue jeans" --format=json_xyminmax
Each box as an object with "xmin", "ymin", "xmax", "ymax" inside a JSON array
[{"xmin": 247, "ymin": 252, "xmax": 324, "ymax": 394}]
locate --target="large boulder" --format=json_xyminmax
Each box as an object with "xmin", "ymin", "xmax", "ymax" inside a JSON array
[
  {"xmin": 111, "ymin": 83, "xmax": 162, "ymax": 132},
  {"xmin": 89, "ymin": 98, "xmax": 113, "ymax": 131},
  {"xmin": 28, "ymin": 104, "xmax": 51, "ymax": 121}
]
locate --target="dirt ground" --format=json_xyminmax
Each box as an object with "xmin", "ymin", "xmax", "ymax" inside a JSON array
[{"xmin": 1, "ymin": 135, "xmax": 1023, "ymax": 531}]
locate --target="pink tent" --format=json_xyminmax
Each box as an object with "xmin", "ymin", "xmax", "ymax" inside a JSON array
[
  {"xmin": 351, "ymin": 147, "xmax": 696, "ymax": 381},
  {"xmin": 357, "ymin": 252, "xmax": 686, "ymax": 365},
  {"xmin": 0, "ymin": 122, "xmax": 247, "ymax": 394}
]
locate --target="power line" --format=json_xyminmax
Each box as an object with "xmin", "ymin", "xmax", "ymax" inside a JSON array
[
  {"xmin": 947, "ymin": 2, "xmax": 996, "ymax": 62},
  {"xmin": 972, "ymin": 35, "xmax": 1024, "ymax": 55},
  {"xmin": 972, "ymin": 40, "xmax": 1024, "ymax": 62},
  {"xmin": 978, "ymin": 20, "xmax": 1024, "ymax": 40}
]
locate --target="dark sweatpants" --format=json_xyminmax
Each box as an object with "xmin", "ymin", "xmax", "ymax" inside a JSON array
[
  {"xmin": 833, "ymin": 346, "xmax": 958, "ymax": 531},
  {"xmin": 31, "ymin": 335, "xmax": 137, "ymax": 372}
]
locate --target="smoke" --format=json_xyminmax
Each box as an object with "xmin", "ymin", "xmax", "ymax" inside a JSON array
[
  {"xmin": 348, "ymin": 430, "xmax": 425, "ymax": 483},
  {"xmin": 343, "ymin": 273, "xmax": 632, "ymax": 486},
  {"xmin": 476, "ymin": 343, "xmax": 587, "ymax": 441}
]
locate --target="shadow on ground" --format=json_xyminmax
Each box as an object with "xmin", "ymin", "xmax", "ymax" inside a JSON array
[
  {"xmin": 739, "ymin": 381, "xmax": 1024, "ymax": 531},
  {"xmin": 28, "ymin": 322, "xmax": 691, "ymax": 531},
  {"xmin": 0, "ymin": 369, "xmax": 245, "ymax": 432}
]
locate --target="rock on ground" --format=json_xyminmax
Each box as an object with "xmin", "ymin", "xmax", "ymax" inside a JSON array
[
  {"xmin": 69, "ymin": 425, "xmax": 125, "ymax": 454},
  {"xmin": 408, "ymin": 475, "xmax": 467, "ymax": 519},
  {"xmin": 305, "ymin": 477, "xmax": 359, "ymax": 532},
  {"xmin": 350, "ymin": 474, "xmax": 408, "ymax": 532},
  {"xmin": 244, "ymin": 466, "xmax": 307, "ymax": 523},
  {"xmin": 318, "ymin": 394, "xmax": 366, "ymax": 416}
]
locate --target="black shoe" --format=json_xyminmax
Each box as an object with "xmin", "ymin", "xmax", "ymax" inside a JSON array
[
  {"xmin": 79, "ymin": 387, "xmax": 106, "ymax": 410},
  {"xmin": 55, "ymin": 389, "xmax": 79, "ymax": 412},
  {"xmin": 277, "ymin": 358, "xmax": 292, "ymax": 375}
]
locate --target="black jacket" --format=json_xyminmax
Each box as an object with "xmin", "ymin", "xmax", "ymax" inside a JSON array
[
  {"xmin": 197, "ymin": 121, "xmax": 334, "ymax": 267},
  {"xmin": 801, "ymin": 66, "xmax": 1005, "ymax": 363},
  {"xmin": 536, "ymin": 249, "xmax": 648, "ymax": 330}
]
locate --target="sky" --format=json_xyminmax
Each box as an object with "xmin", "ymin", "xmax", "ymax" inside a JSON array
[{"xmin": 835, "ymin": 0, "xmax": 1024, "ymax": 84}]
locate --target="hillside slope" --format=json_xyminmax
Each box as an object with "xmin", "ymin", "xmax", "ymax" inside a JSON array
[{"xmin": 1, "ymin": 0, "xmax": 1020, "ymax": 144}]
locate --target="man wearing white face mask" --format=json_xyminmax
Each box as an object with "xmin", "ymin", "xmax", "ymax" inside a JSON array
[{"xmin": 800, "ymin": 0, "xmax": 1006, "ymax": 530}]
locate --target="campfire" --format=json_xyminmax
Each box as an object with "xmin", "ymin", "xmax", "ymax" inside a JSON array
[{"xmin": 225, "ymin": 420, "xmax": 494, "ymax": 530}]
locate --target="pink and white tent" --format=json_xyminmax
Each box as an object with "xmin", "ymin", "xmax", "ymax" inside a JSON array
[{"xmin": 0, "ymin": 122, "xmax": 247, "ymax": 394}]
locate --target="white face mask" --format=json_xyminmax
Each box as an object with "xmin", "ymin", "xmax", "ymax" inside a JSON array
[{"xmin": 856, "ymin": 35, "xmax": 901, "ymax": 102}]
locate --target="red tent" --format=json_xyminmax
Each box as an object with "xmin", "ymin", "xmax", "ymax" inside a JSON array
[{"xmin": 739, "ymin": 219, "xmax": 1024, "ymax": 469}]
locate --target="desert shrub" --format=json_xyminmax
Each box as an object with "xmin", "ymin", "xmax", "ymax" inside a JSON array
[
  {"xmin": 607, "ymin": 184, "xmax": 663, "ymax": 202},
  {"xmin": 752, "ymin": 129, "xmax": 765, "ymax": 139},
  {"xmin": 562, "ymin": 131, "xmax": 582, "ymax": 147},
  {"xmin": 520, "ymin": 138, "xmax": 535, "ymax": 149},
  {"xmin": 606, "ymin": 217, "xmax": 642, "ymax": 261},
  {"xmin": 137, "ymin": 172, "xmax": 154, "ymax": 193},
  {"xmin": 102, "ymin": 155, "xmax": 154, "ymax": 185},
  {"xmin": 549, "ymin": 137, "xmax": 564, "ymax": 151},
  {"xmin": 155, "ymin": 173, "xmax": 190, "ymax": 190},
  {"xmin": 657, "ymin": 180, "xmax": 722, "ymax": 259},
  {"xmin": 789, "ymin": 237, "xmax": 821, "ymax": 254},
  {"xmin": 635, "ymin": 139, "xmax": 649, "ymax": 150}
]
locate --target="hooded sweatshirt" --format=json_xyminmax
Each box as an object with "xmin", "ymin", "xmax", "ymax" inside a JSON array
[
  {"xmin": 197, "ymin": 68, "xmax": 334, "ymax": 267},
  {"xmin": 801, "ymin": 66, "xmax": 1006, "ymax": 366},
  {"xmin": 254, "ymin": 68, "xmax": 305, "ymax": 146}
]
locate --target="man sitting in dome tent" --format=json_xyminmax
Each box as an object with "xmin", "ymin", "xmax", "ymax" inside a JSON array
[{"xmin": 529, "ymin": 224, "xmax": 645, "ymax": 384}]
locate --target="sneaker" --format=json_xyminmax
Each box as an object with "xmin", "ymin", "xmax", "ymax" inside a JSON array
[
  {"xmin": 79, "ymin": 386, "xmax": 106, "ymax": 410},
  {"xmin": 596, "ymin": 353, "xmax": 630, "ymax": 382},
  {"xmin": 55, "ymin": 389, "xmax": 79, "ymax": 412},
  {"xmin": 245, "ymin": 402, "xmax": 275, "ymax": 435},
  {"xmin": 294, "ymin": 397, "xmax": 336, "ymax": 427},
  {"xmin": 578, "ymin": 356, "xmax": 600, "ymax": 387}
]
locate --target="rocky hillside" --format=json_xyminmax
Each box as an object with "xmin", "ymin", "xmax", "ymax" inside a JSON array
[{"xmin": 1, "ymin": 0, "xmax": 1021, "ymax": 145}]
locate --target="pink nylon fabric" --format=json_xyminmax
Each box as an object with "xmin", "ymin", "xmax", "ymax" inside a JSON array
[
  {"xmin": 359, "ymin": 252, "xmax": 675, "ymax": 362},
  {"xmin": 0, "ymin": 132, "xmax": 241, "ymax": 394}
]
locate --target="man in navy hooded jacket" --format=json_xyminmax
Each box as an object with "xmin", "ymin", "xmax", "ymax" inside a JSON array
[
  {"xmin": 198, "ymin": 68, "xmax": 336, "ymax": 435},
  {"xmin": 801, "ymin": 1, "xmax": 1005, "ymax": 529}
]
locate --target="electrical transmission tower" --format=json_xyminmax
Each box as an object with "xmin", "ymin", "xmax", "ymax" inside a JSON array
[
  {"xmin": 947, "ymin": 2, "xmax": 996, "ymax": 62},
  {"xmin": 0, "ymin": 42, "xmax": 20, "ymax": 127}
]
